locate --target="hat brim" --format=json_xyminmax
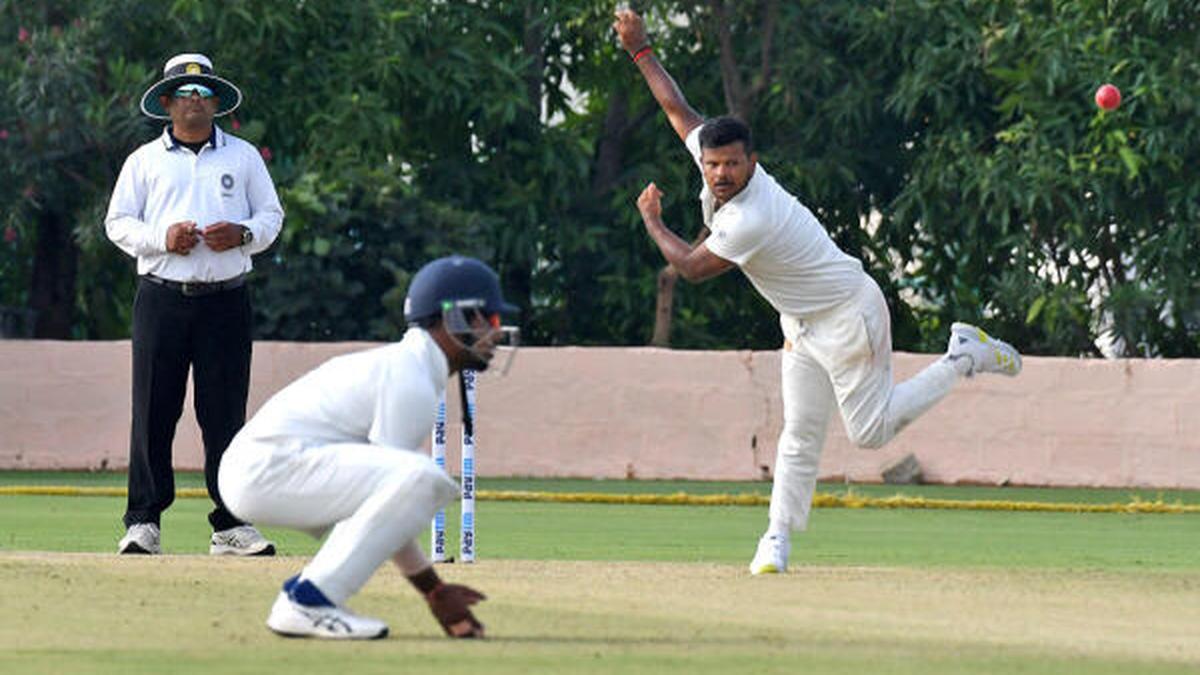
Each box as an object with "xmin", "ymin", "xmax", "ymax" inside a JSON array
[{"xmin": 140, "ymin": 73, "xmax": 242, "ymax": 120}]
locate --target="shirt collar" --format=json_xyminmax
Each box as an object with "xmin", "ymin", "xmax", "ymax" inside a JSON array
[{"xmin": 160, "ymin": 124, "xmax": 224, "ymax": 151}]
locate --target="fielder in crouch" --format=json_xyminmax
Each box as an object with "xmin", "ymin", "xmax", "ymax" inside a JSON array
[
  {"xmin": 613, "ymin": 9, "xmax": 1022, "ymax": 575},
  {"xmin": 218, "ymin": 256, "xmax": 518, "ymax": 639}
]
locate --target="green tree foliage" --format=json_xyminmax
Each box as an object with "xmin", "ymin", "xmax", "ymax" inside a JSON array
[
  {"xmin": 0, "ymin": 0, "xmax": 159, "ymax": 337},
  {"xmin": 863, "ymin": 0, "xmax": 1200, "ymax": 356},
  {"xmin": 1, "ymin": 0, "xmax": 1196, "ymax": 355}
]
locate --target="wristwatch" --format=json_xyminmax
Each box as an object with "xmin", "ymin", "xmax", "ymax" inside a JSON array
[{"xmin": 239, "ymin": 225, "xmax": 254, "ymax": 247}]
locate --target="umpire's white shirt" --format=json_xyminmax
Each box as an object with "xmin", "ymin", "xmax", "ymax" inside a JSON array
[
  {"xmin": 105, "ymin": 125, "xmax": 284, "ymax": 282},
  {"xmin": 686, "ymin": 127, "xmax": 863, "ymax": 317},
  {"xmin": 236, "ymin": 328, "xmax": 450, "ymax": 453}
]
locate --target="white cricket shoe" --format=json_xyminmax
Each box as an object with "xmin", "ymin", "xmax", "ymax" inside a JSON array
[
  {"xmin": 748, "ymin": 533, "xmax": 788, "ymax": 575},
  {"xmin": 947, "ymin": 322, "xmax": 1022, "ymax": 377},
  {"xmin": 266, "ymin": 592, "xmax": 389, "ymax": 640},
  {"xmin": 210, "ymin": 525, "xmax": 276, "ymax": 556},
  {"xmin": 118, "ymin": 523, "xmax": 161, "ymax": 555}
]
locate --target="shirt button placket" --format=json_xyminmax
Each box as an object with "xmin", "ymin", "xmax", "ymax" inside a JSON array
[{"xmin": 190, "ymin": 151, "xmax": 199, "ymax": 234}]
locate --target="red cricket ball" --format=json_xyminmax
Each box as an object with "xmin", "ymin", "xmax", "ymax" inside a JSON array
[{"xmin": 1095, "ymin": 83, "xmax": 1121, "ymax": 111}]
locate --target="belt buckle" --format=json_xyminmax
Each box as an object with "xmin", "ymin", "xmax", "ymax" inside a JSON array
[{"xmin": 180, "ymin": 281, "xmax": 200, "ymax": 296}]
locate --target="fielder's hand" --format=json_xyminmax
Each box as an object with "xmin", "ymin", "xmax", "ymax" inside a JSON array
[{"xmin": 426, "ymin": 583, "xmax": 486, "ymax": 638}]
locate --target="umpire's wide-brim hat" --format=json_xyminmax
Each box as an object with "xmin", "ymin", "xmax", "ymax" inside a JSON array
[{"xmin": 140, "ymin": 53, "xmax": 242, "ymax": 120}]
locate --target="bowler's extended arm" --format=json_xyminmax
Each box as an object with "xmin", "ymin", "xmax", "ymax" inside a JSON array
[{"xmin": 614, "ymin": 8, "xmax": 704, "ymax": 143}]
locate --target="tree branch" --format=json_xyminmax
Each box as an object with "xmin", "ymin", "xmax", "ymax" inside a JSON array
[
  {"xmin": 591, "ymin": 89, "xmax": 630, "ymax": 198},
  {"xmin": 522, "ymin": 5, "xmax": 546, "ymax": 130},
  {"xmin": 709, "ymin": 0, "xmax": 745, "ymax": 118},
  {"xmin": 650, "ymin": 229, "xmax": 709, "ymax": 347},
  {"xmin": 709, "ymin": 0, "xmax": 777, "ymax": 121},
  {"xmin": 751, "ymin": 0, "xmax": 778, "ymax": 101},
  {"xmin": 590, "ymin": 102, "xmax": 661, "ymax": 199}
]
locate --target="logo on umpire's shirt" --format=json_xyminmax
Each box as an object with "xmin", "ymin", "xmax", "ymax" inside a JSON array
[{"xmin": 220, "ymin": 173, "xmax": 234, "ymax": 198}]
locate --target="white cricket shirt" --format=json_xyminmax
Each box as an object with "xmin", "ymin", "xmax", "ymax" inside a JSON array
[
  {"xmin": 235, "ymin": 328, "xmax": 450, "ymax": 453},
  {"xmin": 105, "ymin": 125, "xmax": 284, "ymax": 282},
  {"xmin": 686, "ymin": 127, "xmax": 864, "ymax": 317}
]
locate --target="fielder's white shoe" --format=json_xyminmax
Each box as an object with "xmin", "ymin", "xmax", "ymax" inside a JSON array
[
  {"xmin": 946, "ymin": 322, "xmax": 1022, "ymax": 377},
  {"xmin": 210, "ymin": 525, "xmax": 276, "ymax": 556},
  {"xmin": 118, "ymin": 523, "xmax": 161, "ymax": 555},
  {"xmin": 748, "ymin": 533, "xmax": 789, "ymax": 575},
  {"xmin": 266, "ymin": 592, "xmax": 389, "ymax": 640}
]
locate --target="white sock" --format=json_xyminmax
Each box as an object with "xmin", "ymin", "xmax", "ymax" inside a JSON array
[{"xmin": 944, "ymin": 353, "xmax": 972, "ymax": 376}]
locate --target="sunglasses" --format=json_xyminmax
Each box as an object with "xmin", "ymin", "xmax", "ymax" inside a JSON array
[{"xmin": 173, "ymin": 83, "xmax": 214, "ymax": 99}]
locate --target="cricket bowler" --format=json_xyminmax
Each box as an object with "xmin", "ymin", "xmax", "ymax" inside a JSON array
[{"xmin": 613, "ymin": 7, "xmax": 1022, "ymax": 575}]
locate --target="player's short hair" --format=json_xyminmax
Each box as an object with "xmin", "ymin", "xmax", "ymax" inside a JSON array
[{"xmin": 699, "ymin": 116, "xmax": 753, "ymax": 154}]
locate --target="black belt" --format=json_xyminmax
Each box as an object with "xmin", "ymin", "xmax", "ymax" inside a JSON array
[{"xmin": 142, "ymin": 274, "xmax": 246, "ymax": 297}]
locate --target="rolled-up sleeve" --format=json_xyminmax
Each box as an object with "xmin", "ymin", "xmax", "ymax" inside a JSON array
[
  {"xmin": 238, "ymin": 148, "xmax": 284, "ymax": 255},
  {"xmin": 104, "ymin": 153, "xmax": 168, "ymax": 258}
]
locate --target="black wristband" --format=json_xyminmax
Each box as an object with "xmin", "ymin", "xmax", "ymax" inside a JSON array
[
  {"xmin": 407, "ymin": 567, "xmax": 442, "ymax": 596},
  {"xmin": 631, "ymin": 45, "xmax": 653, "ymax": 63}
]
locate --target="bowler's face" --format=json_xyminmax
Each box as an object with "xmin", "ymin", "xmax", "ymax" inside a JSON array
[{"xmin": 700, "ymin": 142, "xmax": 756, "ymax": 203}]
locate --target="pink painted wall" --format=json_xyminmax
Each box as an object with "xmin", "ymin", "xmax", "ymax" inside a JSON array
[{"xmin": 1, "ymin": 340, "xmax": 1197, "ymax": 488}]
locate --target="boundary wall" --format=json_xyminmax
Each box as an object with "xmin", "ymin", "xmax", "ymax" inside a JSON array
[{"xmin": 1, "ymin": 340, "xmax": 1198, "ymax": 488}]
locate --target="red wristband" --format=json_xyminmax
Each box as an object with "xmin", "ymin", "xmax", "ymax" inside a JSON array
[{"xmin": 632, "ymin": 46, "xmax": 653, "ymax": 63}]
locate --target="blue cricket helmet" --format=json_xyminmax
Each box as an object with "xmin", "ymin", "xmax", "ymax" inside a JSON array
[{"xmin": 403, "ymin": 256, "xmax": 518, "ymax": 326}]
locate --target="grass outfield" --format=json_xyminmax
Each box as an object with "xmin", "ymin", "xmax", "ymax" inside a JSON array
[{"xmin": 2, "ymin": 472, "xmax": 1198, "ymax": 673}]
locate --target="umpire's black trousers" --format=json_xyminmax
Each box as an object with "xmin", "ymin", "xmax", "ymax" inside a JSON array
[{"xmin": 124, "ymin": 277, "xmax": 252, "ymax": 532}]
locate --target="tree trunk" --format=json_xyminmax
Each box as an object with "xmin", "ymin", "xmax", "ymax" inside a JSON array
[
  {"xmin": 591, "ymin": 89, "xmax": 629, "ymax": 198},
  {"xmin": 650, "ymin": 229, "xmax": 708, "ymax": 347},
  {"xmin": 30, "ymin": 210, "xmax": 78, "ymax": 338},
  {"xmin": 523, "ymin": 5, "xmax": 546, "ymax": 126},
  {"xmin": 651, "ymin": 265, "xmax": 679, "ymax": 347},
  {"xmin": 709, "ymin": 0, "xmax": 778, "ymax": 121},
  {"xmin": 498, "ymin": 6, "xmax": 545, "ymax": 337}
]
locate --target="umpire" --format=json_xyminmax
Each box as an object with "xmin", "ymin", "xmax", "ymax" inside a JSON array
[{"xmin": 105, "ymin": 53, "xmax": 282, "ymax": 556}]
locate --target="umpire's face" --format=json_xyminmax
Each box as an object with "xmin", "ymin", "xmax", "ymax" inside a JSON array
[{"xmin": 161, "ymin": 90, "xmax": 218, "ymax": 130}]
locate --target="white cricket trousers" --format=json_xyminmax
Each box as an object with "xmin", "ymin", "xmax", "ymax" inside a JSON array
[
  {"xmin": 218, "ymin": 440, "xmax": 459, "ymax": 604},
  {"xmin": 771, "ymin": 275, "xmax": 960, "ymax": 532}
]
